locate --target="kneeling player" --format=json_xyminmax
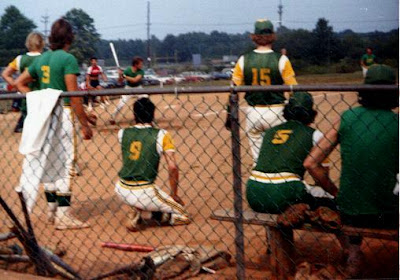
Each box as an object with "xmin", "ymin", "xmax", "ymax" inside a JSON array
[{"xmin": 115, "ymin": 97, "xmax": 191, "ymax": 231}]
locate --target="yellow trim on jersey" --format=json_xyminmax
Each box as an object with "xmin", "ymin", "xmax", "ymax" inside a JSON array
[
  {"xmin": 8, "ymin": 57, "xmax": 19, "ymax": 71},
  {"xmin": 162, "ymin": 132, "xmax": 175, "ymax": 152},
  {"xmin": 282, "ymin": 60, "xmax": 297, "ymax": 85},
  {"xmin": 249, "ymin": 171, "xmax": 301, "ymax": 184},
  {"xmin": 232, "ymin": 62, "xmax": 244, "ymax": 86},
  {"xmin": 254, "ymin": 104, "xmax": 285, "ymax": 108}
]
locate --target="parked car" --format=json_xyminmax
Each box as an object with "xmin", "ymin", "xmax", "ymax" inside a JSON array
[
  {"xmin": 211, "ymin": 71, "xmax": 231, "ymax": 80},
  {"xmin": 157, "ymin": 75, "xmax": 175, "ymax": 85},
  {"xmin": 221, "ymin": 68, "xmax": 233, "ymax": 78},
  {"xmin": 181, "ymin": 71, "xmax": 212, "ymax": 82},
  {"xmin": 105, "ymin": 69, "xmax": 120, "ymax": 80},
  {"xmin": 142, "ymin": 75, "xmax": 160, "ymax": 86}
]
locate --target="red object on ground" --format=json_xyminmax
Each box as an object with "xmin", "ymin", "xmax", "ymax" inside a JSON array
[{"xmin": 100, "ymin": 242, "xmax": 155, "ymax": 252}]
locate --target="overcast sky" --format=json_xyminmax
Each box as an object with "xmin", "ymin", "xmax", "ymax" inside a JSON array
[{"xmin": 0, "ymin": 0, "xmax": 398, "ymax": 40}]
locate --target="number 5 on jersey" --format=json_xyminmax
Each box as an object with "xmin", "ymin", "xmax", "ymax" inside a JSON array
[
  {"xmin": 272, "ymin": 130, "xmax": 293, "ymax": 144},
  {"xmin": 129, "ymin": 141, "xmax": 142, "ymax": 160}
]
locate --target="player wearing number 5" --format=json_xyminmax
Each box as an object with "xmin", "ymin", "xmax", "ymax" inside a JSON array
[
  {"xmin": 246, "ymin": 92, "xmax": 336, "ymax": 214},
  {"xmin": 232, "ymin": 19, "xmax": 297, "ymax": 162},
  {"xmin": 115, "ymin": 98, "xmax": 190, "ymax": 232}
]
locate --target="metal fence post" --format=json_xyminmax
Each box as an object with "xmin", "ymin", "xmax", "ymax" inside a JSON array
[{"xmin": 229, "ymin": 86, "xmax": 245, "ymax": 280}]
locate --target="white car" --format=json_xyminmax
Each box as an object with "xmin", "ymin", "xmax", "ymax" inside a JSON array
[{"xmin": 105, "ymin": 69, "xmax": 120, "ymax": 80}]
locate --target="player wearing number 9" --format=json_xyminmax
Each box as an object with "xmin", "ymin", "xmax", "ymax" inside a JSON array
[
  {"xmin": 114, "ymin": 97, "xmax": 191, "ymax": 232},
  {"xmin": 246, "ymin": 92, "xmax": 335, "ymax": 214},
  {"xmin": 232, "ymin": 19, "xmax": 298, "ymax": 162}
]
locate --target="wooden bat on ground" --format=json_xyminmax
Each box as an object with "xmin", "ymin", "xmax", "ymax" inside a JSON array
[{"xmin": 101, "ymin": 241, "xmax": 155, "ymax": 252}]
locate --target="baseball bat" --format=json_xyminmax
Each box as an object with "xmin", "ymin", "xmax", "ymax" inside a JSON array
[
  {"xmin": 109, "ymin": 42, "xmax": 120, "ymax": 68},
  {"xmin": 101, "ymin": 242, "xmax": 155, "ymax": 253}
]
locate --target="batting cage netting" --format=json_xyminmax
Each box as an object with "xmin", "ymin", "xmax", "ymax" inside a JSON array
[{"xmin": 0, "ymin": 84, "xmax": 398, "ymax": 280}]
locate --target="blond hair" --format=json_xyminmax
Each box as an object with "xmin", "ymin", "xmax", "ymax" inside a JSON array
[{"xmin": 25, "ymin": 32, "xmax": 45, "ymax": 52}]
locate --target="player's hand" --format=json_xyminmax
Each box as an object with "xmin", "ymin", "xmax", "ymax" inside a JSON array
[
  {"xmin": 171, "ymin": 194, "xmax": 185, "ymax": 206},
  {"xmin": 81, "ymin": 125, "xmax": 93, "ymax": 140}
]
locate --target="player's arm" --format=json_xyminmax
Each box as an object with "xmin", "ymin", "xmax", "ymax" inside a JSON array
[
  {"xmin": 2, "ymin": 66, "xmax": 17, "ymax": 88},
  {"xmin": 15, "ymin": 69, "xmax": 34, "ymax": 94},
  {"xmin": 231, "ymin": 56, "xmax": 244, "ymax": 86},
  {"xmin": 303, "ymin": 119, "xmax": 340, "ymax": 197},
  {"xmin": 279, "ymin": 56, "xmax": 297, "ymax": 85},
  {"xmin": 66, "ymin": 74, "xmax": 93, "ymax": 140},
  {"xmin": 125, "ymin": 74, "xmax": 143, "ymax": 84}
]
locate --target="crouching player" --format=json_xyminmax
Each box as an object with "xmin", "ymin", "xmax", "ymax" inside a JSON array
[{"xmin": 115, "ymin": 97, "xmax": 191, "ymax": 231}]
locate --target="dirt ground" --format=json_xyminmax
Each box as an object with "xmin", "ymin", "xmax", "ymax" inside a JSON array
[{"xmin": 0, "ymin": 74, "xmax": 398, "ymax": 279}]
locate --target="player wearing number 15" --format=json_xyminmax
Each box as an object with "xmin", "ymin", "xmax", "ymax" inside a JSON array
[{"xmin": 232, "ymin": 19, "xmax": 298, "ymax": 162}]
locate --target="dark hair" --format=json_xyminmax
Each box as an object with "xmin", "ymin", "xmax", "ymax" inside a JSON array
[
  {"xmin": 134, "ymin": 98, "xmax": 155, "ymax": 123},
  {"xmin": 90, "ymin": 57, "xmax": 97, "ymax": 61},
  {"xmin": 132, "ymin": 56, "xmax": 144, "ymax": 67},
  {"xmin": 49, "ymin": 18, "xmax": 74, "ymax": 50},
  {"xmin": 283, "ymin": 106, "xmax": 317, "ymax": 125},
  {"xmin": 250, "ymin": 34, "xmax": 276, "ymax": 46},
  {"xmin": 358, "ymin": 90, "xmax": 398, "ymax": 110}
]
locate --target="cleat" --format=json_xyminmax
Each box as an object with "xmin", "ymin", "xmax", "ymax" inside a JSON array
[{"xmin": 55, "ymin": 213, "xmax": 90, "ymax": 230}]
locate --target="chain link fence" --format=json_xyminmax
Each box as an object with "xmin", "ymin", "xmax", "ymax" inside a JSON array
[{"xmin": 0, "ymin": 84, "xmax": 398, "ymax": 279}]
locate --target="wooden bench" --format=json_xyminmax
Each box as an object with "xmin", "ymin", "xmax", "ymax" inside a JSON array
[{"xmin": 211, "ymin": 209, "xmax": 398, "ymax": 280}]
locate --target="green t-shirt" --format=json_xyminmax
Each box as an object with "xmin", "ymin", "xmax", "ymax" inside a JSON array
[
  {"xmin": 361, "ymin": 53, "xmax": 376, "ymax": 67},
  {"xmin": 118, "ymin": 127, "xmax": 161, "ymax": 182},
  {"xmin": 123, "ymin": 67, "xmax": 144, "ymax": 87},
  {"xmin": 28, "ymin": 49, "xmax": 80, "ymax": 105},
  {"xmin": 337, "ymin": 106, "xmax": 399, "ymax": 216},
  {"xmin": 243, "ymin": 51, "xmax": 285, "ymax": 106},
  {"xmin": 255, "ymin": 120, "xmax": 315, "ymax": 177}
]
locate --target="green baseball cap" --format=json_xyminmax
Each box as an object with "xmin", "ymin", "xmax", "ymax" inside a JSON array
[
  {"xmin": 253, "ymin": 19, "xmax": 274, "ymax": 35},
  {"xmin": 365, "ymin": 64, "xmax": 396, "ymax": 85},
  {"xmin": 287, "ymin": 92, "xmax": 314, "ymax": 112}
]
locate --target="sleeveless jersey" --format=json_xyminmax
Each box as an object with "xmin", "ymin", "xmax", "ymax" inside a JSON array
[
  {"xmin": 254, "ymin": 120, "xmax": 315, "ymax": 177},
  {"xmin": 337, "ymin": 106, "xmax": 399, "ymax": 216},
  {"xmin": 243, "ymin": 51, "xmax": 284, "ymax": 106},
  {"xmin": 9, "ymin": 53, "xmax": 41, "ymax": 91},
  {"xmin": 361, "ymin": 54, "xmax": 376, "ymax": 67},
  {"xmin": 123, "ymin": 67, "xmax": 145, "ymax": 87},
  {"xmin": 118, "ymin": 127, "xmax": 161, "ymax": 182},
  {"xmin": 28, "ymin": 50, "xmax": 80, "ymax": 106}
]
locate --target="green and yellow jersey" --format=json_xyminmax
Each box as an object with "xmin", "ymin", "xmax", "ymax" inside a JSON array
[
  {"xmin": 232, "ymin": 49, "xmax": 297, "ymax": 106},
  {"xmin": 118, "ymin": 124, "xmax": 175, "ymax": 184},
  {"xmin": 361, "ymin": 53, "xmax": 376, "ymax": 67},
  {"xmin": 28, "ymin": 49, "xmax": 80, "ymax": 106}
]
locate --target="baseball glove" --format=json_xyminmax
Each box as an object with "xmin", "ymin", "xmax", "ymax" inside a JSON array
[
  {"xmin": 277, "ymin": 203, "xmax": 310, "ymax": 228},
  {"xmin": 87, "ymin": 113, "xmax": 97, "ymax": 126},
  {"xmin": 307, "ymin": 206, "xmax": 341, "ymax": 230}
]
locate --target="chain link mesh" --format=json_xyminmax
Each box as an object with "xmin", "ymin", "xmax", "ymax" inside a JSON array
[{"xmin": 0, "ymin": 86, "xmax": 398, "ymax": 279}]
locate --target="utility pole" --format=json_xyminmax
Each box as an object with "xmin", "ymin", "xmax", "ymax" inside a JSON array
[
  {"xmin": 278, "ymin": 0, "xmax": 283, "ymax": 28},
  {"xmin": 146, "ymin": 1, "xmax": 151, "ymax": 68},
  {"xmin": 41, "ymin": 13, "xmax": 49, "ymax": 47}
]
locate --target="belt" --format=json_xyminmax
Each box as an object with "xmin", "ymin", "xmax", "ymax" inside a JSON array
[
  {"xmin": 119, "ymin": 179, "xmax": 153, "ymax": 189},
  {"xmin": 249, "ymin": 171, "xmax": 301, "ymax": 184}
]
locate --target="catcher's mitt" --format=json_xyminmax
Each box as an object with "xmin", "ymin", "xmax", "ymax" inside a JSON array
[
  {"xmin": 277, "ymin": 203, "xmax": 310, "ymax": 228},
  {"xmin": 87, "ymin": 113, "xmax": 97, "ymax": 126},
  {"xmin": 307, "ymin": 206, "xmax": 341, "ymax": 230}
]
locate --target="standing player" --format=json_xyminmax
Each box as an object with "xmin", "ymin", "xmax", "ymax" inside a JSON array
[
  {"xmin": 2, "ymin": 32, "xmax": 45, "ymax": 133},
  {"xmin": 109, "ymin": 56, "xmax": 145, "ymax": 125},
  {"xmin": 15, "ymin": 18, "xmax": 93, "ymax": 230},
  {"xmin": 360, "ymin": 47, "xmax": 376, "ymax": 77},
  {"xmin": 232, "ymin": 19, "xmax": 297, "ymax": 162},
  {"xmin": 85, "ymin": 56, "xmax": 109, "ymax": 110},
  {"xmin": 114, "ymin": 97, "xmax": 190, "ymax": 231}
]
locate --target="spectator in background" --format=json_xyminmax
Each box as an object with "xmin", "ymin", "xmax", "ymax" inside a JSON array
[
  {"xmin": 86, "ymin": 57, "xmax": 109, "ymax": 110},
  {"xmin": 231, "ymin": 19, "xmax": 298, "ymax": 162},
  {"xmin": 280, "ymin": 48, "xmax": 287, "ymax": 56},
  {"xmin": 304, "ymin": 64, "xmax": 398, "ymax": 278},
  {"xmin": 360, "ymin": 47, "xmax": 376, "ymax": 77},
  {"xmin": 2, "ymin": 32, "xmax": 45, "ymax": 132}
]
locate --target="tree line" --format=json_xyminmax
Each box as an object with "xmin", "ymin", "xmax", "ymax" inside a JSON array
[{"xmin": 0, "ymin": 5, "xmax": 398, "ymax": 74}]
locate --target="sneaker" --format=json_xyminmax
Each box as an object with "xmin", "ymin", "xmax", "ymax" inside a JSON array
[
  {"xmin": 55, "ymin": 213, "xmax": 90, "ymax": 230},
  {"xmin": 126, "ymin": 209, "xmax": 141, "ymax": 232},
  {"xmin": 109, "ymin": 119, "xmax": 116, "ymax": 125}
]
